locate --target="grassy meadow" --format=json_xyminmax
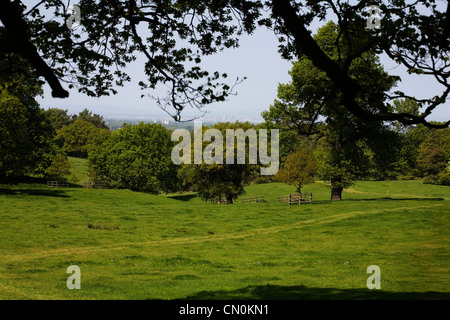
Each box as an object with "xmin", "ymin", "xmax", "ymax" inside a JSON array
[{"xmin": 0, "ymin": 161, "xmax": 449, "ymax": 299}]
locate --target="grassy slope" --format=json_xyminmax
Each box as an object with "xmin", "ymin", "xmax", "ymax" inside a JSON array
[
  {"xmin": 0, "ymin": 171, "xmax": 449, "ymax": 299},
  {"xmin": 65, "ymin": 157, "xmax": 90, "ymax": 184}
]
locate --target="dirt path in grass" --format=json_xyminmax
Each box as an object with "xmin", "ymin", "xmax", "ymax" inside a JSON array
[{"xmin": 2, "ymin": 203, "xmax": 446, "ymax": 264}]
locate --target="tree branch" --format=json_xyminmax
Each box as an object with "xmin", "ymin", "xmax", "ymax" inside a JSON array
[
  {"xmin": 0, "ymin": 0, "xmax": 69, "ymax": 98},
  {"xmin": 270, "ymin": 0, "xmax": 449, "ymax": 128}
]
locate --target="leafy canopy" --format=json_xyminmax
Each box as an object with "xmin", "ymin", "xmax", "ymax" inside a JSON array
[
  {"xmin": 88, "ymin": 122, "xmax": 178, "ymax": 193},
  {"xmin": 274, "ymin": 145, "xmax": 318, "ymax": 194},
  {"xmin": 0, "ymin": 1, "xmax": 448, "ymax": 125}
]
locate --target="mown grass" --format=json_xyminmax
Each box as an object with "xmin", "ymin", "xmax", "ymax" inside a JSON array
[
  {"xmin": 65, "ymin": 156, "xmax": 90, "ymax": 184},
  {"xmin": 0, "ymin": 173, "xmax": 449, "ymax": 300}
]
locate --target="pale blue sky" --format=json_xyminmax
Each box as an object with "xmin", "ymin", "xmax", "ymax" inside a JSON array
[
  {"xmin": 37, "ymin": 26, "xmax": 294, "ymax": 121},
  {"xmin": 34, "ymin": 4, "xmax": 450, "ymax": 123}
]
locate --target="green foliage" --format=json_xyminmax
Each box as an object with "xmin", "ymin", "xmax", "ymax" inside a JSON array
[
  {"xmin": 269, "ymin": 0, "xmax": 449, "ymax": 128},
  {"xmin": 73, "ymin": 108, "xmax": 109, "ymax": 130},
  {"xmin": 44, "ymin": 108, "xmax": 72, "ymax": 130},
  {"xmin": 1, "ymin": 1, "xmax": 448, "ymax": 124},
  {"xmin": 0, "ymin": 88, "xmax": 56, "ymax": 177},
  {"xmin": 263, "ymin": 21, "xmax": 398, "ymax": 199},
  {"xmin": 55, "ymin": 119, "xmax": 110, "ymax": 158},
  {"xmin": 44, "ymin": 152, "xmax": 70, "ymax": 178},
  {"xmin": 0, "ymin": 53, "xmax": 57, "ymax": 178},
  {"xmin": 417, "ymin": 128, "xmax": 450, "ymax": 185},
  {"xmin": 315, "ymin": 142, "xmax": 358, "ymax": 190},
  {"xmin": 185, "ymin": 121, "xmax": 260, "ymax": 203},
  {"xmin": 190, "ymin": 163, "xmax": 248, "ymax": 204},
  {"xmin": 88, "ymin": 122, "xmax": 178, "ymax": 193},
  {"xmin": 0, "ymin": 1, "xmax": 263, "ymax": 120},
  {"xmin": 274, "ymin": 145, "xmax": 318, "ymax": 193},
  {"xmin": 394, "ymin": 124, "xmax": 430, "ymax": 179},
  {"xmin": 0, "ymin": 90, "xmax": 31, "ymax": 176},
  {"xmin": 0, "ymin": 53, "xmax": 44, "ymax": 109},
  {"xmin": 45, "ymin": 108, "xmax": 109, "ymax": 131}
]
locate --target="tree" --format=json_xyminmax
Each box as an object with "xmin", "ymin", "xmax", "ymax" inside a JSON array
[
  {"xmin": 0, "ymin": 65, "xmax": 57, "ymax": 178},
  {"xmin": 393, "ymin": 126, "xmax": 430, "ymax": 180},
  {"xmin": 183, "ymin": 121, "xmax": 260, "ymax": 204},
  {"xmin": 0, "ymin": 49, "xmax": 60, "ymax": 178},
  {"xmin": 55, "ymin": 119, "xmax": 110, "ymax": 158},
  {"xmin": 314, "ymin": 136, "xmax": 360, "ymax": 201},
  {"xmin": 0, "ymin": 89, "xmax": 57, "ymax": 177},
  {"xmin": 1, "ymin": 1, "xmax": 447, "ymax": 125},
  {"xmin": 189, "ymin": 162, "xmax": 248, "ymax": 204},
  {"xmin": 268, "ymin": 0, "xmax": 450, "ymax": 128},
  {"xmin": 88, "ymin": 122, "xmax": 178, "ymax": 193},
  {"xmin": 274, "ymin": 145, "xmax": 318, "ymax": 194},
  {"xmin": 44, "ymin": 108, "xmax": 72, "ymax": 130},
  {"xmin": 0, "ymin": 89, "xmax": 31, "ymax": 177},
  {"xmin": 0, "ymin": 0, "xmax": 260, "ymax": 120},
  {"xmin": 417, "ymin": 128, "xmax": 450, "ymax": 185},
  {"xmin": 45, "ymin": 152, "xmax": 71, "ymax": 178},
  {"xmin": 263, "ymin": 21, "xmax": 398, "ymax": 200},
  {"xmin": 73, "ymin": 108, "xmax": 109, "ymax": 130}
]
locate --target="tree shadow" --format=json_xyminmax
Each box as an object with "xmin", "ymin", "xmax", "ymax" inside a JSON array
[
  {"xmin": 344, "ymin": 197, "xmax": 445, "ymax": 202},
  {"xmin": 169, "ymin": 194, "xmax": 198, "ymax": 201},
  {"xmin": 309, "ymin": 197, "xmax": 445, "ymax": 205},
  {"xmin": 181, "ymin": 284, "xmax": 450, "ymax": 300},
  {"xmin": 0, "ymin": 176, "xmax": 48, "ymax": 185},
  {"xmin": 0, "ymin": 188, "xmax": 70, "ymax": 198}
]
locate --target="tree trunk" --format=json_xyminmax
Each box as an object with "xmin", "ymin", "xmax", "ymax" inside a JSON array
[
  {"xmin": 331, "ymin": 186, "xmax": 343, "ymax": 200},
  {"xmin": 330, "ymin": 176, "xmax": 343, "ymax": 201},
  {"xmin": 226, "ymin": 194, "xmax": 233, "ymax": 204}
]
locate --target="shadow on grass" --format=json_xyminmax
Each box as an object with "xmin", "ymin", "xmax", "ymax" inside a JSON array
[
  {"xmin": 182, "ymin": 284, "xmax": 450, "ymax": 300},
  {"xmin": 169, "ymin": 194, "xmax": 198, "ymax": 201},
  {"xmin": 0, "ymin": 188, "xmax": 70, "ymax": 198},
  {"xmin": 343, "ymin": 197, "xmax": 445, "ymax": 202},
  {"xmin": 309, "ymin": 197, "xmax": 445, "ymax": 205},
  {"xmin": 0, "ymin": 176, "xmax": 48, "ymax": 185}
]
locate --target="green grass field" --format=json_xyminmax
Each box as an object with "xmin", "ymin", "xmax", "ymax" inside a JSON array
[{"xmin": 1, "ymin": 165, "xmax": 449, "ymax": 299}]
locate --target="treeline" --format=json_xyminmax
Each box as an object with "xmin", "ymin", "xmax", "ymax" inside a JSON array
[
  {"xmin": 260, "ymin": 21, "xmax": 450, "ymax": 200},
  {"xmin": 1, "ymin": 33, "xmax": 449, "ymax": 201},
  {"xmin": 0, "ymin": 92, "xmax": 110, "ymax": 179},
  {"xmin": 1, "ymin": 96, "xmax": 449, "ymax": 201}
]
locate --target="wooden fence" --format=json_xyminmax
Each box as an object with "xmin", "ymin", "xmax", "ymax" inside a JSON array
[
  {"xmin": 278, "ymin": 193, "xmax": 312, "ymax": 205},
  {"xmin": 83, "ymin": 181, "xmax": 105, "ymax": 189},
  {"xmin": 47, "ymin": 181, "xmax": 70, "ymax": 188},
  {"xmin": 241, "ymin": 196, "xmax": 265, "ymax": 203}
]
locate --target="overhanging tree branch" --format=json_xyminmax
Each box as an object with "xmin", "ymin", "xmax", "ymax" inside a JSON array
[
  {"xmin": 270, "ymin": 0, "xmax": 449, "ymax": 128},
  {"xmin": 0, "ymin": 0, "xmax": 69, "ymax": 98}
]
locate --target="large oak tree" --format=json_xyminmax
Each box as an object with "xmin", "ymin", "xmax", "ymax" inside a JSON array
[{"xmin": 263, "ymin": 21, "xmax": 400, "ymax": 200}]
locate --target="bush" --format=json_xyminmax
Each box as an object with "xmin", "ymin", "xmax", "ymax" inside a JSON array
[
  {"xmin": 44, "ymin": 153, "xmax": 71, "ymax": 178},
  {"xmin": 88, "ymin": 122, "xmax": 178, "ymax": 193},
  {"xmin": 437, "ymin": 170, "xmax": 450, "ymax": 186}
]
